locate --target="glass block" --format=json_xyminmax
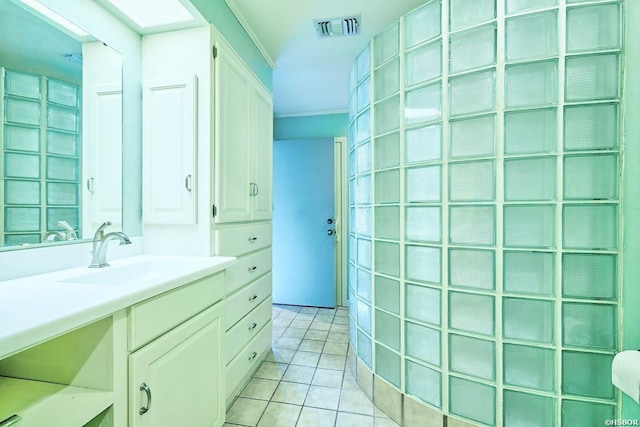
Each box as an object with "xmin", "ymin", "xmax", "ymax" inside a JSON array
[
  {"xmin": 47, "ymin": 131, "xmax": 78, "ymax": 157},
  {"xmin": 5, "ymin": 70, "xmax": 40, "ymax": 99},
  {"xmin": 406, "ymin": 360, "xmax": 441, "ymax": 408},
  {"xmin": 375, "ymin": 275, "xmax": 400, "ymax": 315},
  {"xmin": 349, "ymin": 65, "xmax": 355, "ymax": 99},
  {"xmin": 349, "ymin": 124, "xmax": 356, "ymax": 152},
  {"xmin": 349, "ymin": 235, "xmax": 356, "ymax": 262},
  {"xmin": 406, "ymin": 322, "xmax": 440, "ymax": 366},
  {"xmin": 504, "ymin": 390, "xmax": 555, "ymax": 427},
  {"xmin": 567, "ymin": 4, "xmax": 620, "ymax": 53},
  {"xmin": 406, "ymin": 0, "xmax": 441, "ymax": 48},
  {"xmin": 449, "ymin": 206, "xmax": 495, "ymax": 245},
  {"xmin": 5, "ymin": 98, "xmax": 40, "ymax": 125},
  {"xmin": 48, "ymin": 79, "xmax": 78, "ymax": 107},
  {"xmin": 504, "ymin": 205, "xmax": 555, "ymax": 248},
  {"xmin": 406, "ymin": 245, "xmax": 441, "ymax": 284},
  {"xmin": 348, "ymin": 262, "xmax": 356, "ymax": 291},
  {"xmin": 505, "ymin": 108, "xmax": 556, "ymax": 154},
  {"xmin": 374, "ymin": 21, "xmax": 399, "ymax": 67},
  {"xmin": 356, "ymin": 43, "xmax": 370, "ymax": 82},
  {"xmin": 375, "ymin": 206, "xmax": 400, "ymax": 240},
  {"xmin": 450, "ymin": 115, "xmax": 495, "ymax": 159},
  {"xmin": 406, "ymin": 166, "xmax": 441, "ymax": 202},
  {"xmin": 375, "ymin": 96, "xmax": 400, "ymax": 135},
  {"xmin": 563, "ymin": 303, "xmax": 616, "ymax": 350},
  {"xmin": 504, "ymin": 344, "xmax": 555, "ymax": 391},
  {"xmin": 356, "ymin": 77, "xmax": 370, "ymax": 113},
  {"xmin": 356, "ymin": 175, "xmax": 371, "ymax": 204},
  {"xmin": 356, "ymin": 142, "xmax": 371, "ymax": 175},
  {"xmin": 374, "ymin": 132, "xmax": 400, "ymax": 170},
  {"xmin": 506, "ymin": 11, "xmax": 558, "ymax": 61},
  {"xmin": 5, "ymin": 125, "xmax": 39, "ymax": 152},
  {"xmin": 356, "ymin": 109, "xmax": 371, "ymax": 143},
  {"xmin": 406, "ymin": 124, "xmax": 441, "ymax": 164},
  {"xmin": 449, "ymin": 292, "xmax": 494, "ymax": 336},
  {"xmin": 349, "ymin": 318, "xmax": 356, "ymax": 348},
  {"xmin": 374, "ymin": 170, "xmax": 400, "ymax": 204},
  {"xmin": 357, "ymin": 268, "xmax": 371, "ymax": 302},
  {"xmin": 5, "ymin": 180, "xmax": 40, "ymax": 205},
  {"xmin": 349, "ymin": 94, "xmax": 355, "ymax": 120},
  {"xmin": 375, "ymin": 59, "xmax": 399, "ymax": 101},
  {"xmin": 357, "ymin": 330, "xmax": 372, "ymax": 367},
  {"xmin": 450, "ymin": 24, "xmax": 496, "ymax": 74},
  {"xmin": 406, "ymin": 284, "xmax": 441, "ymax": 325},
  {"xmin": 46, "ymin": 182, "xmax": 78, "ymax": 205},
  {"xmin": 357, "ymin": 238, "xmax": 371, "ymax": 269},
  {"xmin": 564, "ymin": 154, "xmax": 618, "ymax": 200},
  {"xmin": 47, "ymin": 104, "xmax": 78, "ymax": 131},
  {"xmin": 506, "ymin": 0, "xmax": 557, "ymax": 14},
  {"xmin": 5, "ymin": 207, "xmax": 40, "ymax": 232},
  {"xmin": 375, "ymin": 310, "xmax": 400, "ymax": 351},
  {"xmin": 5, "ymin": 153, "xmax": 40, "ymax": 178},
  {"xmin": 4, "ymin": 234, "xmax": 41, "ymax": 246},
  {"xmin": 506, "ymin": 60, "xmax": 557, "ymax": 108},
  {"xmin": 450, "ymin": 0, "xmax": 496, "ymax": 31},
  {"xmin": 504, "ymin": 251, "xmax": 554, "ymax": 296},
  {"xmin": 505, "ymin": 157, "xmax": 556, "ymax": 201},
  {"xmin": 46, "ymin": 207, "xmax": 79, "ymax": 231},
  {"xmin": 449, "ymin": 376, "xmax": 496, "ymax": 425},
  {"xmin": 47, "ymin": 156, "xmax": 78, "ymax": 181},
  {"xmin": 406, "ymin": 40, "xmax": 441, "ymax": 86},
  {"xmin": 564, "ymin": 103, "xmax": 617, "ymax": 151},
  {"xmin": 449, "ymin": 160, "xmax": 494, "ymax": 201},
  {"xmin": 566, "ymin": 54, "xmax": 619, "ymax": 101},
  {"xmin": 375, "ymin": 344, "xmax": 400, "ymax": 387},
  {"xmin": 563, "ymin": 253, "xmax": 616, "ymax": 300},
  {"xmin": 449, "ymin": 334, "xmax": 495, "ymax": 380},
  {"xmin": 406, "ymin": 206, "xmax": 441, "ymax": 243},
  {"xmin": 405, "ymin": 83, "xmax": 441, "ymax": 125},
  {"xmin": 357, "ymin": 299, "xmax": 372, "ymax": 335},
  {"xmin": 561, "ymin": 400, "xmax": 615, "ymax": 427},
  {"xmin": 450, "ymin": 249, "xmax": 494, "ymax": 290},
  {"xmin": 503, "ymin": 297, "xmax": 554, "ymax": 343},
  {"xmin": 450, "ymin": 70, "xmax": 495, "ymax": 117},
  {"xmin": 375, "ymin": 241, "xmax": 400, "ymax": 277},
  {"xmin": 563, "ymin": 205, "xmax": 617, "ymax": 250},
  {"xmin": 562, "ymin": 351, "xmax": 615, "ymax": 399}
]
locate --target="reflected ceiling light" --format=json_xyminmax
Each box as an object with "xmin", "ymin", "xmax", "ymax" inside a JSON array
[
  {"xmin": 18, "ymin": 0, "xmax": 89, "ymax": 37},
  {"xmin": 105, "ymin": 0, "xmax": 194, "ymax": 28}
]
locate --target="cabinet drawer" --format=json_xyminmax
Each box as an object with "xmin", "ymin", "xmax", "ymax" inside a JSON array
[
  {"xmin": 215, "ymin": 223, "xmax": 272, "ymax": 256},
  {"xmin": 129, "ymin": 272, "xmax": 225, "ymax": 351},
  {"xmin": 225, "ymin": 248, "xmax": 272, "ymax": 295},
  {"xmin": 225, "ymin": 321, "xmax": 272, "ymax": 401},
  {"xmin": 225, "ymin": 296, "xmax": 272, "ymax": 364},
  {"xmin": 225, "ymin": 273, "xmax": 271, "ymax": 330}
]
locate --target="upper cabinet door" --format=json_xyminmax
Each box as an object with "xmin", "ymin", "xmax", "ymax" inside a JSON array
[
  {"xmin": 251, "ymin": 86, "xmax": 273, "ymax": 221},
  {"xmin": 143, "ymin": 76, "xmax": 197, "ymax": 224}
]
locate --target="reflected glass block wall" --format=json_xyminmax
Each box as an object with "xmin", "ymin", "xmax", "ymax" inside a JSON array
[{"xmin": 347, "ymin": 1, "xmax": 621, "ymax": 425}]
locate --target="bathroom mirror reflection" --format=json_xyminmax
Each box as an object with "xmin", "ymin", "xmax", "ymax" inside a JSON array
[{"xmin": 0, "ymin": 0, "xmax": 123, "ymax": 249}]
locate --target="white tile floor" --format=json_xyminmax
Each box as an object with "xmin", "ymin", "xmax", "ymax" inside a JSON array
[{"xmin": 225, "ymin": 304, "xmax": 399, "ymax": 427}]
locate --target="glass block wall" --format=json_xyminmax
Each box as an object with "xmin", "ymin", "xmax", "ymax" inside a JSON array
[
  {"xmin": 347, "ymin": 1, "xmax": 622, "ymax": 425},
  {"xmin": 2, "ymin": 69, "xmax": 81, "ymax": 246}
]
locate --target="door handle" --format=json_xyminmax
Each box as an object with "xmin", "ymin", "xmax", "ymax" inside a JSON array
[
  {"xmin": 249, "ymin": 294, "xmax": 258, "ymax": 302},
  {"xmin": 185, "ymin": 174, "xmax": 192, "ymax": 192},
  {"xmin": 139, "ymin": 382, "xmax": 152, "ymax": 415},
  {"xmin": 248, "ymin": 266, "xmax": 257, "ymax": 272},
  {"xmin": 327, "ymin": 229, "xmax": 335, "ymax": 235},
  {"xmin": 248, "ymin": 236, "xmax": 258, "ymax": 242},
  {"xmin": 248, "ymin": 322, "xmax": 258, "ymax": 331},
  {"xmin": 248, "ymin": 351, "xmax": 258, "ymax": 361},
  {"xmin": 0, "ymin": 415, "xmax": 21, "ymax": 427}
]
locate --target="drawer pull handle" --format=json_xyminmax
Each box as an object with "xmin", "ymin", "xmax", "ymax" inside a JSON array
[
  {"xmin": 139, "ymin": 382, "xmax": 152, "ymax": 415},
  {"xmin": 249, "ymin": 294, "xmax": 258, "ymax": 302},
  {"xmin": 0, "ymin": 415, "xmax": 21, "ymax": 427},
  {"xmin": 249, "ymin": 322, "xmax": 258, "ymax": 331},
  {"xmin": 248, "ymin": 236, "xmax": 258, "ymax": 242},
  {"xmin": 249, "ymin": 351, "xmax": 258, "ymax": 361},
  {"xmin": 248, "ymin": 266, "xmax": 257, "ymax": 272}
]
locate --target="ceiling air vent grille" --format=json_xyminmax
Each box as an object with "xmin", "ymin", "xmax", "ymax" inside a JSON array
[{"xmin": 314, "ymin": 15, "xmax": 360, "ymax": 38}]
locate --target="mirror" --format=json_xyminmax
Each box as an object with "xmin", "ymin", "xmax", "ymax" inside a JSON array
[{"xmin": 0, "ymin": 0, "xmax": 123, "ymax": 249}]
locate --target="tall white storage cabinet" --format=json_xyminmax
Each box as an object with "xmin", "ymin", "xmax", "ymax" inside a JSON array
[{"xmin": 141, "ymin": 26, "xmax": 273, "ymax": 410}]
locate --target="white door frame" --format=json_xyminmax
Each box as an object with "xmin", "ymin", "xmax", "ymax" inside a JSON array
[{"xmin": 334, "ymin": 136, "xmax": 348, "ymax": 307}]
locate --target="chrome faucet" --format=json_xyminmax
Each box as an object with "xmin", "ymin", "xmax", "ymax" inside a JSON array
[{"xmin": 89, "ymin": 221, "xmax": 131, "ymax": 268}]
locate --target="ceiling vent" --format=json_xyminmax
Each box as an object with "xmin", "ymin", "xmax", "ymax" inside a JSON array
[{"xmin": 314, "ymin": 15, "xmax": 360, "ymax": 38}]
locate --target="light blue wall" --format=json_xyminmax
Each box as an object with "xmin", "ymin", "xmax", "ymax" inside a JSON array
[
  {"xmin": 190, "ymin": 0, "xmax": 272, "ymax": 90},
  {"xmin": 274, "ymin": 113, "xmax": 349, "ymax": 140}
]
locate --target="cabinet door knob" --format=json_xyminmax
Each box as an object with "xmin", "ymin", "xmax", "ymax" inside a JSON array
[
  {"xmin": 248, "ymin": 351, "xmax": 258, "ymax": 361},
  {"xmin": 248, "ymin": 322, "xmax": 258, "ymax": 331},
  {"xmin": 139, "ymin": 382, "xmax": 152, "ymax": 415},
  {"xmin": 248, "ymin": 266, "xmax": 257, "ymax": 272},
  {"xmin": 248, "ymin": 294, "xmax": 258, "ymax": 302},
  {"xmin": 0, "ymin": 415, "xmax": 21, "ymax": 427},
  {"xmin": 248, "ymin": 236, "xmax": 258, "ymax": 242}
]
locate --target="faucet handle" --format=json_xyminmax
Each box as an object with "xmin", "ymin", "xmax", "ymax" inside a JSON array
[{"xmin": 93, "ymin": 221, "xmax": 112, "ymax": 240}]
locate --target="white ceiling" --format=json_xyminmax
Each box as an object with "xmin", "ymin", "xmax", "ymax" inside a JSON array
[{"xmin": 225, "ymin": 0, "xmax": 426, "ymax": 117}]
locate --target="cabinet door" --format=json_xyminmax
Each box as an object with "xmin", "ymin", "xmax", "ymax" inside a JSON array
[
  {"xmin": 129, "ymin": 303, "xmax": 224, "ymax": 427},
  {"xmin": 215, "ymin": 51, "xmax": 252, "ymax": 223},
  {"xmin": 250, "ymin": 86, "xmax": 273, "ymax": 221}
]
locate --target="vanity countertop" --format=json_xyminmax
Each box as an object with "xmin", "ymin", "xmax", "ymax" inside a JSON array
[{"xmin": 0, "ymin": 255, "xmax": 236, "ymax": 360}]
